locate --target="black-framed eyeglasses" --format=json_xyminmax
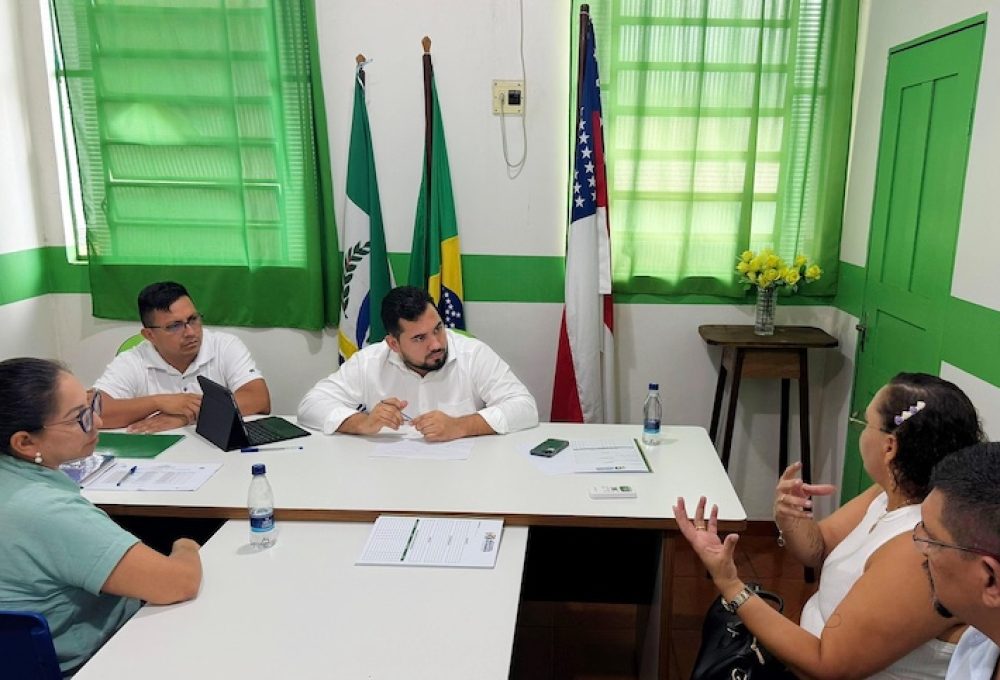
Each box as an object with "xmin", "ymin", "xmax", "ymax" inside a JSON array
[
  {"xmin": 145, "ymin": 313, "xmax": 203, "ymax": 335},
  {"xmin": 913, "ymin": 521, "xmax": 1000, "ymax": 560},
  {"xmin": 44, "ymin": 391, "xmax": 102, "ymax": 434},
  {"xmin": 848, "ymin": 410, "xmax": 891, "ymax": 433}
]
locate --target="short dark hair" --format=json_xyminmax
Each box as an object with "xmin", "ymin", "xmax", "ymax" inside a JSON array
[
  {"xmin": 931, "ymin": 442, "xmax": 1000, "ymax": 555},
  {"xmin": 138, "ymin": 281, "xmax": 192, "ymax": 327},
  {"xmin": 876, "ymin": 373, "xmax": 984, "ymax": 501},
  {"xmin": 0, "ymin": 358, "xmax": 67, "ymax": 456},
  {"xmin": 381, "ymin": 286, "xmax": 435, "ymax": 337}
]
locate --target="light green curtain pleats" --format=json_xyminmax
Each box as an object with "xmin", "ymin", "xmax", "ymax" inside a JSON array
[
  {"xmin": 51, "ymin": 0, "xmax": 339, "ymax": 329},
  {"xmin": 575, "ymin": 0, "xmax": 858, "ymax": 297}
]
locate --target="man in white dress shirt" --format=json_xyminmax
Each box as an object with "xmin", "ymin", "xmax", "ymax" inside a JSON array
[
  {"xmin": 917, "ymin": 442, "xmax": 1000, "ymax": 680},
  {"xmin": 298, "ymin": 286, "xmax": 538, "ymax": 442},
  {"xmin": 94, "ymin": 281, "xmax": 271, "ymax": 433}
]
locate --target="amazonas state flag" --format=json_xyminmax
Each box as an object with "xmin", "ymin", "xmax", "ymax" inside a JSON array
[{"xmin": 551, "ymin": 10, "xmax": 616, "ymax": 424}]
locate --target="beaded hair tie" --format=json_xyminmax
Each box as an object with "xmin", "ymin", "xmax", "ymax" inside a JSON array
[{"xmin": 894, "ymin": 400, "xmax": 926, "ymax": 427}]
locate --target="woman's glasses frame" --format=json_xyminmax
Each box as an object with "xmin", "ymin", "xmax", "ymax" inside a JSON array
[
  {"xmin": 848, "ymin": 410, "xmax": 892, "ymax": 434},
  {"xmin": 44, "ymin": 391, "xmax": 103, "ymax": 434}
]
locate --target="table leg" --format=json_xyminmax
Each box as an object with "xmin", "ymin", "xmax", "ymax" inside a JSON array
[
  {"xmin": 720, "ymin": 349, "xmax": 744, "ymax": 470},
  {"xmin": 798, "ymin": 349, "xmax": 812, "ymax": 484},
  {"xmin": 709, "ymin": 361, "xmax": 728, "ymax": 442},
  {"xmin": 779, "ymin": 378, "xmax": 790, "ymax": 474},
  {"xmin": 638, "ymin": 531, "xmax": 675, "ymax": 680}
]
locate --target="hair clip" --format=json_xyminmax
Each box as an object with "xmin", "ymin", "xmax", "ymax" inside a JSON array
[{"xmin": 894, "ymin": 400, "xmax": 926, "ymax": 427}]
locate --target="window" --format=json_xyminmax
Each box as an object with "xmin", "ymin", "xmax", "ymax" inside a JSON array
[
  {"xmin": 50, "ymin": 0, "xmax": 339, "ymax": 328},
  {"xmin": 581, "ymin": 0, "xmax": 857, "ymax": 296}
]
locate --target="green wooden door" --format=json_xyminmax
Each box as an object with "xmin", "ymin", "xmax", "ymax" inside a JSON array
[{"xmin": 842, "ymin": 21, "xmax": 985, "ymax": 502}]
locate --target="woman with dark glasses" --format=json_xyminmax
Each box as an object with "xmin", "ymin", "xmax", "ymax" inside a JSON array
[
  {"xmin": 0, "ymin": 358, "xmax": 201, "ymax": 675},
  {"xmin": 677, "ymin": 372, "xmax": 984, "ymax": 679}
]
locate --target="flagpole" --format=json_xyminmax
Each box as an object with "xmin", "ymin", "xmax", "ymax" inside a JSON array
[
  {"xmin": 355, "ymin": 53, "xmax": 366, "ymax": 86},
  {"xmin": 576, "ymin": 6, "xmax": 590, "ymax": 117},
  {"xmin": 571, "ymin": 5, "xmax": 590, "ymax": 232},
  {"xmin": 421, "ymin": 35, "xmax": 434, "ymax": 270}
]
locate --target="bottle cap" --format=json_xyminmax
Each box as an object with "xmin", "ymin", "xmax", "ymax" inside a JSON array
[
  {"xmin": 648, "ymin": 383, "xmax": 659, "ymax": 390},
  {"xmin": 251, "ymin": 463, "xmax": 266, "ymax": 476}
]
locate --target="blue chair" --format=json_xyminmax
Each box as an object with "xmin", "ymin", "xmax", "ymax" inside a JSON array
[{"xmin": 0, "ymin": 610, "xmax": 62, "ymax": 679}]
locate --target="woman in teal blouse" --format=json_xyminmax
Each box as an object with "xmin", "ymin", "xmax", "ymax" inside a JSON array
[{"xmin": 0, "ymin": 358, "xmax": 202, "ymax": 674}]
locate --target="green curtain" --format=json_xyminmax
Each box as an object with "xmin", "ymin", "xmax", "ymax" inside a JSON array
[
  {"xmin": 574, "ymin": 0, "xmax": 858, "ymax": 297},
  {"xmin": 51, "ymin": 0, "xmax": 339, "ymax": 329}
]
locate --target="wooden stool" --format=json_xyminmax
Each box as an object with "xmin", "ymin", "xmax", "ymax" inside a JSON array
[{"xmin": 698, "ymin": 325, "xmax": 839, "ymax": 484}]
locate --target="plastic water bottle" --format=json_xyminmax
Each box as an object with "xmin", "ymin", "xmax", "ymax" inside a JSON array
[
  {"xmin": 248, "ymin": 463, "xmax": 276, "ymax": 549},
  {"xmin": 642, "ymin": 383, "xmax": 662, "ymax": 446}
]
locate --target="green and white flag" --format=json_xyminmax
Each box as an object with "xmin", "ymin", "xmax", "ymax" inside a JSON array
[{"xmin": 339, "ymin": 67, "xmax": 392, "ymax": 363}]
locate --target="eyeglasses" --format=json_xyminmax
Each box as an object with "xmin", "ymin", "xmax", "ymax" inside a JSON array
[
  {"xmin": 146, "ymin": 313, "xmax": 202, "ymax": 335},
  {"xmin": 913, "ymin": 521, "xmax": 1000, "ymax": 560},
  {"xmin": 849, "ymin": 410, "xmax": 891, "ymax": 433},
  {"xmin": 44, "ymin": 391, "xmax": 102, "ymax": 434}
]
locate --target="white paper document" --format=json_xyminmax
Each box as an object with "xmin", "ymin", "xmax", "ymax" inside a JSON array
[
  {"xmin": 84, "ymin": 461, "xmax": 222, "ymax": 491},
  {"xmin": 357, "ymin": 516, "xmax": 504, "ymax": 568},
  {"xmin": 370, "ymin": 436, "xmax": 474, "ymax": 460},
  {"xmin": 570, "ymin": 439, "xmax": 650, "ymax": 473}
]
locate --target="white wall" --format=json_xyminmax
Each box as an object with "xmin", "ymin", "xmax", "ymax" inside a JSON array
[
  {"xmin": 3, "ymin": 0, "xmax": 860, "ymax": 520},
  {"xmin": 0, "ymin": 1, "xmax": 59, "ymax": 359}
]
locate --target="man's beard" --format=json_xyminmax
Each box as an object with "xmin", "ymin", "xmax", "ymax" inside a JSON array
[
  {"xmin": 404, "ymin": 348, "xmax": 447, "ymax": 373},
  {"xmin": 932, "ymin": 599, "xmax": 955, "ymax": 619}
]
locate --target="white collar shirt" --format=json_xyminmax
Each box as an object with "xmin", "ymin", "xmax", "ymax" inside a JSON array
[
  {"xmin": 947, "ymin": 627, "xmax": 1000, "ymax": 680},
  {"xmin": 94, "ymin": 329, "xmax": 263, "ymax": 399},
  {"xmin": 297, "ymin": 329, "xmax": 538, "ymax": 435}
]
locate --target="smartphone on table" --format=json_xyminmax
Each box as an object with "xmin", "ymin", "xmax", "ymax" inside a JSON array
[{"xmin": 530, "ymin": 438, "xmax": 569, "ymax": 457}]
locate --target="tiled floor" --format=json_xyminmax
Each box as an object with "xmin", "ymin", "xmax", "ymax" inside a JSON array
[{"xmin": 510, "ymin": 527, "xmax": 819, "ymax": 680}]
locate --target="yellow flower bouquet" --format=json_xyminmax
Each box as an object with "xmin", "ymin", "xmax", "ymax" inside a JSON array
[
  {"xmin": 736, "ymin": 249, "xmax": 822, "ymax": 291},
  {"xmin": 736, "ymin": 249, "xmax": 822, "ymax": 335}
]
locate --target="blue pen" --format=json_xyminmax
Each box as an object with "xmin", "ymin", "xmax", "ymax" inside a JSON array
[
  {"xmin": 116, "ymin": 465, "xmax": 138, "ymax": 487},
  {"xmin": 240, "ymin": 445, "xmax": 304, "ymax": 453}
]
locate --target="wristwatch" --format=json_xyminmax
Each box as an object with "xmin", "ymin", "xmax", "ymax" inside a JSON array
[{"xmin": 722, "ymin": 585, "xmax": 755, "ymax": 613}]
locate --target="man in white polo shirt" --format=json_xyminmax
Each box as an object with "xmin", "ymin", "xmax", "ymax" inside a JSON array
[
  {"xmin": 298, "ymin": 285, "xmax": 537, "ymax": 442},
  {"xmin": 917, "ymin": 442, "xmax": 1000, "ymax": 680},
  {"xmin": 95, "ymin": 281, "xmax": 271, "ymax": 433}
]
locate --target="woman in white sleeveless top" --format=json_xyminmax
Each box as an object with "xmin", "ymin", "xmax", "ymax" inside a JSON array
[{"xmin": 677, "ymin": 373, "xmax": 983, "ymax": 679}]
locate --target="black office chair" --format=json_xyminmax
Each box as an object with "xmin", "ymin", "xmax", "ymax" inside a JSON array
[{"xmin": 0, "ymin": 610, "xmax": 62, "ymax": 679}]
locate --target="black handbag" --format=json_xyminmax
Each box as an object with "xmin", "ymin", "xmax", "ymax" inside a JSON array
[{"xmin": 690, "ymin": 583, "xmax": 796, "ymax": 680}]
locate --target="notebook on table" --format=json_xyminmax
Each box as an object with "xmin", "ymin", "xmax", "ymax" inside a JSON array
[{"xmin": 196, "ymin": 376, "xmax": 311, "ymax": 451}]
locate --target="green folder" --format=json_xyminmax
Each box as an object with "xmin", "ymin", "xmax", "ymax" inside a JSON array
[{"xmin": 94, "ymin": 432, "xmax": 185, "ymax": 459}]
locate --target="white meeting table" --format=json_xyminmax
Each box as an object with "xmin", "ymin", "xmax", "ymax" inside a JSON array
[
  {"xmin": 84, "ymin": 422, "xmax": 746, "ymax": 679},
  {"xmin": 76, "ymin": 520, "xmax": 529, "ymax": 680}
]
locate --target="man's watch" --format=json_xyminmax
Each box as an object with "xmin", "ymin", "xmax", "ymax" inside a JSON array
[{"xmin": 721, "ymin": 585, "xmax": 755, "ymax": 613}]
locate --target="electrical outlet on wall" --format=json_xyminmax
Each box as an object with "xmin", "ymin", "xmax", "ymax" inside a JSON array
[{"xmin": 492, "ymin": 80, "xmax": 525, "ymax": 115}]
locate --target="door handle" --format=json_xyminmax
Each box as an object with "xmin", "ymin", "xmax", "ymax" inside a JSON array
[{"xmin": 856, "ymin": 314, "xmax": 868, "ymax": 352}]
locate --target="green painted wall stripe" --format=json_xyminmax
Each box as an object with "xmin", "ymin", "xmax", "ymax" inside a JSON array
[
  {"xmin": 0, "ymin": 248, "xmax": 947, "ymax": 311},
  {"xmin": 943, "ymin": 297, "xmax": 1000, "ymax": 388},
  {"xmin": 45, "ymin": 246, "xmax": 90, "ymax": 294},
  {"xmin": 0, "ymin": 248, "xmax": 49, "ymax": 306},
  {"xmin": 387, "ymin": 253, "xmax": 567, "ymax": 303},
  {"xmin": 833, "ymin": 261, "xmax": 865, "ymax": 316},
  {"xmin": 5, "ymin": 248, "xmax": 1000, "ymax": 390}
]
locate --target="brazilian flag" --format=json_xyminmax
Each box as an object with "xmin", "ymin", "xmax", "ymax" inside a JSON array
[{"xmin": 408, "ymin": 47, "xmax": 465, "ymax": 329}]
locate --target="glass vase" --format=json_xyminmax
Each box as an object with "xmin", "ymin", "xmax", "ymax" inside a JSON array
[{"xmin": 754, "ymin": 286, "xmax": 776, "ymax": 336}]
